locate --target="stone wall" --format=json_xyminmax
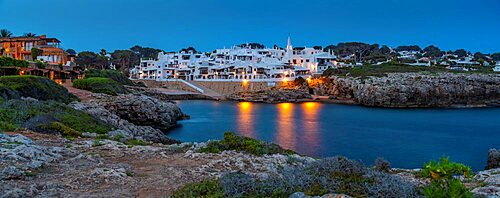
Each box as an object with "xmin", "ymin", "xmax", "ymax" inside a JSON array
[
  {"xmin": 195, "ymin": 81, "xmax": 293, "ymax": 96},
  {"xmin": 194, "ymin": 81, "xmax": 269, "ymax": 95},
  {"xmin": 133, "ymin": 80, "xmax": 199, "ymax": 93}
]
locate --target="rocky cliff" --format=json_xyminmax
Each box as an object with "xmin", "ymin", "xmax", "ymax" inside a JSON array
[
  {"xmin": 315, "ymin": 73, "xmax": 500, "ymax": 107},
  {"xmin": 89, "ymin": 94, "xmax": 185, "ymax": 131}
]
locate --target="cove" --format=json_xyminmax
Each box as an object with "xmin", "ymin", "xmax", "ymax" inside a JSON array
[{"xmin": 168, "ymin": 100, "xmax": 500, "ymax": 170}]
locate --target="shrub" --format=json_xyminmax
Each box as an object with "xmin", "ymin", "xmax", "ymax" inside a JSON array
[
  {"xmin": 84, "ymin": 69, "xmax": 135, "ymax": 86},
  {"xmin": 72, "ymin": 77, "xmax": 128, "ymax": 96},
  {"xmin": 421, "ymin": 157, "xmax": 472, "ymax": 180},
  {"xmin": 373, "ymin": 157, "xmax": 391, "ymax": 173},
  {"xmin": 423, "ymin": 179, "xmax": 472, "ymax": 198},
  {"xmin": 125, "ymin": 139, "xmax": 147, "ymax": 146},
  {"xmin": 200, "ymin": 132, "xmax": 295, "ymax": 156},
  {"xmin": 0, "ymin": 57, "xmax": 29, "ymax": 67},
  {"xmin": 38, "ymin": 122, "xmax": 82, "ymax": 138},
  {"xmin": 0, "ymin": 99, "xmax": 111, "ymax": 135},
  {"xmin": 176, "ymin": 156, "xmax": 420, "ymax": 198},
  {"xmin": 421, "ymin": 157, "xmax": 472, "ymax": 198},
  {"xmin": 171, "ymin": 180, "xmax": 224, "ymax": 198},
  {"xmin": 0, "ymin": 75, "xmax": 79, "ymax": 103}
]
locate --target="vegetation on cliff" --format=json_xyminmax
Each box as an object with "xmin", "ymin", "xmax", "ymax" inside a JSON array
[
  {"xmin": 0, "ymin": 99, "xmax": 111, "ymax": 136},
  {"xmin": 200, "ymin": 132, "xmax": 295, "ymax": 156},
  {"xmin": 421, "ymin": 157, "xmax": 473, "ymax": 198},
  {"xmin": 73, "ymin": 77, "xmax": 128, "ymax": 96},
  {"xmin": 0, "ymin": 57, "xmax": 29, "ymax": 68},
  {"xmin": 172, "ymin": 156, "xmax": 421, "ymax": 197},
  {"xmin": 84, "ymin": 69, "xmax": 135, "ymax": 86},
  {"xmin": 0, "ymin": 75, "xmax": 79, "ymax": 103},
  {"xmin": 72, "ymin": 69, "xmax": 135, "ymax": 95},
  {"xmin": 323, "ymin": 63, "xmax": 494, "ymax": 78}
]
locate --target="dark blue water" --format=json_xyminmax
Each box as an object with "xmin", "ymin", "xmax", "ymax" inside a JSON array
[{"xmin": 168, "ymin": 100, "xmax": 500, "ymax": 170}]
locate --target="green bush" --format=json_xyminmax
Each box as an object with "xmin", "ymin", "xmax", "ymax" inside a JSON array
[
  {"xmin": 322, "ymin": 63, "xmax": 493, "ymax": 77},
  {"xmin": 38, "ymin": 122, "xmax": 82, "ymax": 138},
  {"xmin": 421, "ymin": 157, "xmax": 473, "ymax": 198},
  {"xmin": 0, "ymin": 57, "xmax": 29, "ymax": 67},
  {"xmin": 125, "ymin": 139, "xmax": 147, "ymax": 146},
  {"xmin": 72, "ymin": 77, "xmax": 128, "ymax": 96},
  {"xmin": 0, "ymin": 75, "xmax": 79, "ymax": 103},
  {"xmin": 173, "ymin": 156, "xmax": 420, "ymax": 198},
  {"xmin": 200, "ymin": 132, "xmax": 295, "ymax": 156},
  {"xmin": 0, "ymin": 99, "xmax": 111, "ymax": 134},
  {"xmin": 171, "ymin": 180, "xmax": 224, "ymax": 198},
  {"xmin": 84, "ymin": 69, "xmax": 135, "ymax": 86}
]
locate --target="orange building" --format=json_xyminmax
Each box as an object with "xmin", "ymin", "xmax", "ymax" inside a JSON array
[{"xmin": 0, "ymin": 34, "xmax": 69, "ymax": 65}]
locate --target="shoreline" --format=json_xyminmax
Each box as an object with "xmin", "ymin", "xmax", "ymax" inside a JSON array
[
  {"xmin": 1, "ymin": 131, "xmax": 498, "ymax": 197},
  {"xmin": 177, "ymin": 97, "xmax": 500, "ymax": 109}
]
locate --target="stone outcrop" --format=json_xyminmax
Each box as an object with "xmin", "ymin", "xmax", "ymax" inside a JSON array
[
  {"xmin": 227, "ymin": 88, "xmax": 312, "ymax": 103},
  {"xmin": 316, "ymin": 73, "xmax": 500, "ymax": 107},
  {"xmin": 0, "ymin": 134, "xmax": 67, "ymax": 180},
  {"xmin": 88, "ymin": 93, "xmax": 185, "ymax": 131},
  {"xmin": 70, "ymin": 101, "xmax": 180, "ymax": 144},
  {"xmin": 486, "ymin": 149, "xmax": 500, "ymax": 170},
  {"xmin": 472, "ymin": 168, "xmax": 500, "ymax": 196}
]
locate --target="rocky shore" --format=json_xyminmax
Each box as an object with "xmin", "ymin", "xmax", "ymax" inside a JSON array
[
  {"xmin": 70, "ymin": 93, "xmax": 185, "ymax": 144},
  {"xmin": 227, "ymin": 72, "xmax": 500, "ymax": 108},
  {"xmin": 1, "ymin": 132, "xmax": 498, "ymax": 197},
  {"xmin": 315, "ymin": 73, "xmax": 500, "ymax": 108}
]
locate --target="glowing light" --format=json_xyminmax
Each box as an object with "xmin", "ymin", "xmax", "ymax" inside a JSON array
[
  {"xmin": 278, "ymin": 102, "xmax": 292, "ymax": 110},
  {"xmin": 239, "ymin": 102, "xmax": 251, "ymax": 110},
  {"xmin": 303, "ymin": 102, "xmax": 317, "ymax": 109},
  {"xmin": 242, "ymin": 79, "xmax": 248, "ymax": 86},
  {"xmin": 282, "ymin": 78, "xmax": 288, "ymax": 82}
]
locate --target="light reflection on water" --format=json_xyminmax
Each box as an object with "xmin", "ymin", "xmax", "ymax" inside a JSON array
[
  {"xmin": 276, "ymin": 103, "xmax": 296, "ymax": 150},
  {"xmin": 237, "ymin": 102, "xmax": 254, "ymax": 138},
  {"xmin": 301, "ymin": 102, "xmax": 321, "ymax": 154},
  {"xmin": 169, "ymin": 100, "xmax": 500, "ymax": 170}
]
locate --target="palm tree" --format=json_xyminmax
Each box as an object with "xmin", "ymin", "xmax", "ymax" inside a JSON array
[
  {"xmin": 23, "ymin": 33, "xmax": 36, "ymax": 37},
  {"xmin": 0, "ymin": 29, "xmax": 13, "ymax": 38}
]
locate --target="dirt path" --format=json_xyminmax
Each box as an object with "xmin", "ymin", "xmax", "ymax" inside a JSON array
[
  {"xmin": 62, "ymin": 82, "xmax": 95, "ymax": 101},
  {"xmin": 2, "ymin": 131, "xmax": 212, "ymax": 197}
]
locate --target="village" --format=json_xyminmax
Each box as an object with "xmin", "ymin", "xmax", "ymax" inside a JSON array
[{"xmin": 1, "ymin": 32, "xmax": 500, "ymax": 84}]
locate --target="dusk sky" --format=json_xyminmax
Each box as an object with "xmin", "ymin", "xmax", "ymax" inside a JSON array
[{"xmin": 1, "ymin": 0, "xmax": 499, "ymax": 53}]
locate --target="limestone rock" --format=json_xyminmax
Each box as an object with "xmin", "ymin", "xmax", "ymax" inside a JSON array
[
  {"xmin": 0, "ymin": 134, "xmax": 66, "ymax": 180},
  {"xmin": 472, "ymin": 168, "xmax": 500, "ymax": 197},
  {"xmin": 317, "ymin": 73, "xmax": 500, "ymax": 107},
  {"xmin": 89, "ymin": 93, "xmax": 184, "ymax": 131},
  {"xmin": 486, "ymin": 149, "xmax": 500, "ymax": 170},
  {"xmin": 70, "ymin": 101, "xmax": 179, "ymax": 144}
]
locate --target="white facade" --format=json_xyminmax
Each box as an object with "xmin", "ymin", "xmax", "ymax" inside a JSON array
[{"xmin": 131, "ymin": 36, "xmax": 338, "ymax": 81}]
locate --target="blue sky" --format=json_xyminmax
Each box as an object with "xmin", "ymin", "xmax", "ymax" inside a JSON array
[{"xmin": 1, "ymin": 0, "xmax": 499, "ymax": 53}]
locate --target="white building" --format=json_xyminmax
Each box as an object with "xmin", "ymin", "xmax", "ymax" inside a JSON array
[{"xmin": 132, "ymin": 36, "xmax": 338, "ymax": 81}]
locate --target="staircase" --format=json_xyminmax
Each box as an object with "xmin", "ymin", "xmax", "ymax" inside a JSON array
[{"xmin": 188, "ymin": 81, "xmax": 224, "ymax": 100}]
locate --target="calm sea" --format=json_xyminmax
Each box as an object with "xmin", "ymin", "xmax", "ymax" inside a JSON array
[{"xmin": 168, "ymin": 100, "xmax": 500, "ymax": 170}]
